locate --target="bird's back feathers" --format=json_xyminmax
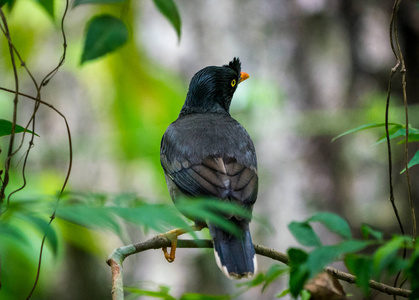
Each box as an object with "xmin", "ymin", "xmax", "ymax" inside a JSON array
[{"xmin": 161, "ymin": 113, "xmax": 258, "ymax": 206}]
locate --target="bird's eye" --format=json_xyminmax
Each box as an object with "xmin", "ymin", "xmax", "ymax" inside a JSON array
[{"xmin": 231, "ymin": 79, "xmax": 237, "ymax": 87}]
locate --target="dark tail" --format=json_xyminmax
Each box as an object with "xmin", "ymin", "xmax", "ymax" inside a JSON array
[{"xmin": 209, "ymin": 222, "xmax": 257, "ymax": 279}]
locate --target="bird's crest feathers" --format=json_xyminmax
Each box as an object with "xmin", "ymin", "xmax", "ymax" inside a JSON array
[{"xmin": 223, "ymin": 57, "xmax": 241, "ymax": 76}]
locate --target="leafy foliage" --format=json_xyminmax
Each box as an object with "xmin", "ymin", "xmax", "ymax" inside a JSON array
[
  {"xmin": 331, "ymin": 122, "xmax": 398, "ymax": 142},
  {"xmin": 7, "ymin": 198, "xmax": 418, "ymax": 299},
  {"xmin": 55, "ymin": 193, "xmax": 255, "ymax": 238},
  {"xmin": 75, "ymin": 0, "xmax": 182, "ymax": 64},
  {"xmin": 333, "ymin": 122, "xmax": 419, "ymax": 172},
  {"xmin": 0, "ymin": 192, "xmax": 267, "ymax": 298},
  {"xmin": 344, "ymin": 254, "xmax": 373, "ymax": 294},
  {"xmin": 125, "ymin": 264, "xmax": 290, "ymax": 299},
  {"xmin": 285, "ymin": 212, "xmax": 418, "ymax": 298},
  {"xmin": 9, "ymin": 196, "xmax": 417, "ymax": 299}
]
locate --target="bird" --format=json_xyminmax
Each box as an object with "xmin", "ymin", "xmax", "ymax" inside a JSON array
[{"xmin": 160, "ymin": 57, "xmax": 258, "ymax": 279}]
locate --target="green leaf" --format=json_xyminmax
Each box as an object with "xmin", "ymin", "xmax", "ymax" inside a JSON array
[
  {"xmin": 0, "ymin": 119, "xmax": 39, "ymax": 137},
  {"xmin": 300, "ymin": 290, "xmax": 312, "ymax": 300},
  {"xmin": 0, "ymin": 0, "xmax": 15, "ymax": 9},
  {"xmin": 56, "ymin": 205, "xmax": 122, "ymax": 235},
  {"xmin": 35, "ymin": 0, "xmax": 54, "ymax": 20},
  {"xmin": 112, "ymin": 204, "xmax": 190, "ymax": 233},
  {"xmin": 375, "ymin": 125, "xmax": 404, "ymax": 145},
  {"xmin": 57, "ymin": 197, "xmax": 254, "ymax": 238},
  {"xmin": 381, "ymin": 126, "xmax": 419, "ymax": 144},
  {"xmin": 0, "ymin": 222, "xmax": 28, "ymax": 245},
  {"xmin": 176, "ymin": 199, "xmax": 252, "ymax": 236},
  {"xmin": 81, "ymin": 15, "xmax": 128, "ymax": 64},
  {"xmin": 344, "ymin": 254, "xmax": 373, "ymax": 295},
  {"xmin": 21, "ymin": 214, "xmax": 58, "ymax": 255},
  {"xmin": 407, "ymin": 242, "xmax": 419, "ymax": 299},
  {"xmin": 401, "ymin": 133, "xmax": 419, "ymax": 143},
  {"xmin": 401, "ymin": 150, "xmax": 419, "ymax": 174},
  {"xmin": 288, "ymin": 248, "xmax": 310, "ymax": 297},
  {"xmin": 373, "ymin": 235, "xmax": 411, "ymax": 278},
  {"xmin": 288, "ymin": 221, "xmax": 321, "ymax": 247},
  {"xmin": 236, "ymin": 273, "xmax": 265, "ymax": 289},
  {"xmin": 262, "ymin": 264, "xmax": 289, "ymax": 292},
  {"xmin": 288, "ymin": 248, "xmax": 309, "ymax": 266},
  {"xmin": 179, "ymin": 198, "xmax": 252, "ymax": 220},
  {"xmin": 289, "ymin": 267, "xmax": 309, "ymax": 298},
  {"xmin": 360, "ymin": 224, "xmax": 383, "ymax": 241},
  {"xmin": 152, "ymin": 0, "xmax": 181, "ymax": 40},
  {"xmin": 73, "ymin": 0, "xmax": 126, "ymax": 7},
  {"xmin": 332, "ymin": 122, "xmax": 400, "ymax": 142},
  {"xmin": 306, "ymin": 240, "xmax": 369, "ymax": 276},
  {"xmin": 308, "ymin": 212, "xmax": 352, "ymax": 239},
  {"xmin": 180, "ymin": 294, "xmax": 232, "ymax": 300},
  {"xmin": 287, "ymin": 240, "xmax": 370, "ymax": 298},
  {"xmin": 275, "ymin": 289, "xmax": 290, "ymax": 298},
  {"xmin": 178, "ymin": 205, "xmax": 238, "ymax": 236},
  {"xmin": 125, "ymin": 286, "xmax": 177, "ymax": 300}
]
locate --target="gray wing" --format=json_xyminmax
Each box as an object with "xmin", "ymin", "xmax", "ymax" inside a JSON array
[{"xmin": 161, "ymin": 154, "xmax": 258, "ymax": 206}]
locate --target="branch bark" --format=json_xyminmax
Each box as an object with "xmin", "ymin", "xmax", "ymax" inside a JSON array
[{"xmin": 106, "ymin": 236, "xmax": 412, "ymax": 300}]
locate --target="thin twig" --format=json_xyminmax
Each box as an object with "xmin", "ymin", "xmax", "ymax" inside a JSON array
[
  {"xmin": 0, "ymin": 87, "xmax": 73, "ymax": 194},
  {"xmin": 391, "ymin": 0, "xmax": 416, "ymax": 242},
  {"xmin": 0, "ymin": 7, "xmax": 19, "ymax": 203},
  {"xmin": 387, "ymin": 0, "xmax": 416, "ymax": 296},
  {"xmin": 386, "ymin": 11, "xmax": 405, "ymax": 298},
  {"xmin": 385, "ymin": 68, "xmax": 404, "ymax": 236},
  {"xmin": 24, "ymin": 0, "xmax": 71, "ymax": 293},
  {"xmin": 387, "ymin": 0, "xmax": 405, "ymax": 239},
  {"xmin": 7, "ymin": 0, "xmax": 71, "ymax": 207},
  {"xmin": 0, "ymin": 85, "xmax": 74, "ymax": 299}
]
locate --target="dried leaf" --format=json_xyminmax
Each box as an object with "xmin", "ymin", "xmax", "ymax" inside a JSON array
[{"xmin": 304, "ymin": 272, "xmax": 347, "ymax": 300}]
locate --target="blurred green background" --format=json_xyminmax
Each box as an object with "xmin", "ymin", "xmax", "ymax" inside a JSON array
[{"xmin": 0, "ymin": 0, "xmax": 419, "ymax": 299}]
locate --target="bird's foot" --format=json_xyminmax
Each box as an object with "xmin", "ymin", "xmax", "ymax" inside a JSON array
[
  {"xmin": 160, "ymin": 225, "xmax": 204, "ymax": 263},
  {"xmin": 160, "ymin": 228, "xmax": 185, "ymax": 263}
]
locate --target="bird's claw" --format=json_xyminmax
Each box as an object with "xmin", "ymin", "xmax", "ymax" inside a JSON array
[
  {"xmin": 162, "ymin": 245, "xmax": 176, "ymax": 263},
  {"xmin": 160, "ymin": 226, "xmax": 204, "ymax": 263},
  {"xmin": 160, "ymin": 228, "xmax": 185, "ymax": 263}
]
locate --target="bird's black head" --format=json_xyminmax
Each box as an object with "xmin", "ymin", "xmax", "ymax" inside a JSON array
[{"xmin": 180, "ymin": 57, "xmax": 249, "ymax": 116}]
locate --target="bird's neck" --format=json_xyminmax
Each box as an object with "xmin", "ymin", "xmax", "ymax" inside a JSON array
[{"xmin": 179, "ymin": 93, "xmax": 231, "ymax": 116}]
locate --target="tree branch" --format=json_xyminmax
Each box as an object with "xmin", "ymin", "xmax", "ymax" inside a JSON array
[{"xmin": 106, "ymin": 236, "xmax": 412, "ymax": 300}]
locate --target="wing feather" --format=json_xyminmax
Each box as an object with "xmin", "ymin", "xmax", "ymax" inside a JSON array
[{"xmin": 162, "ymin": 156, "xmax": 257, "ymax": 205}]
